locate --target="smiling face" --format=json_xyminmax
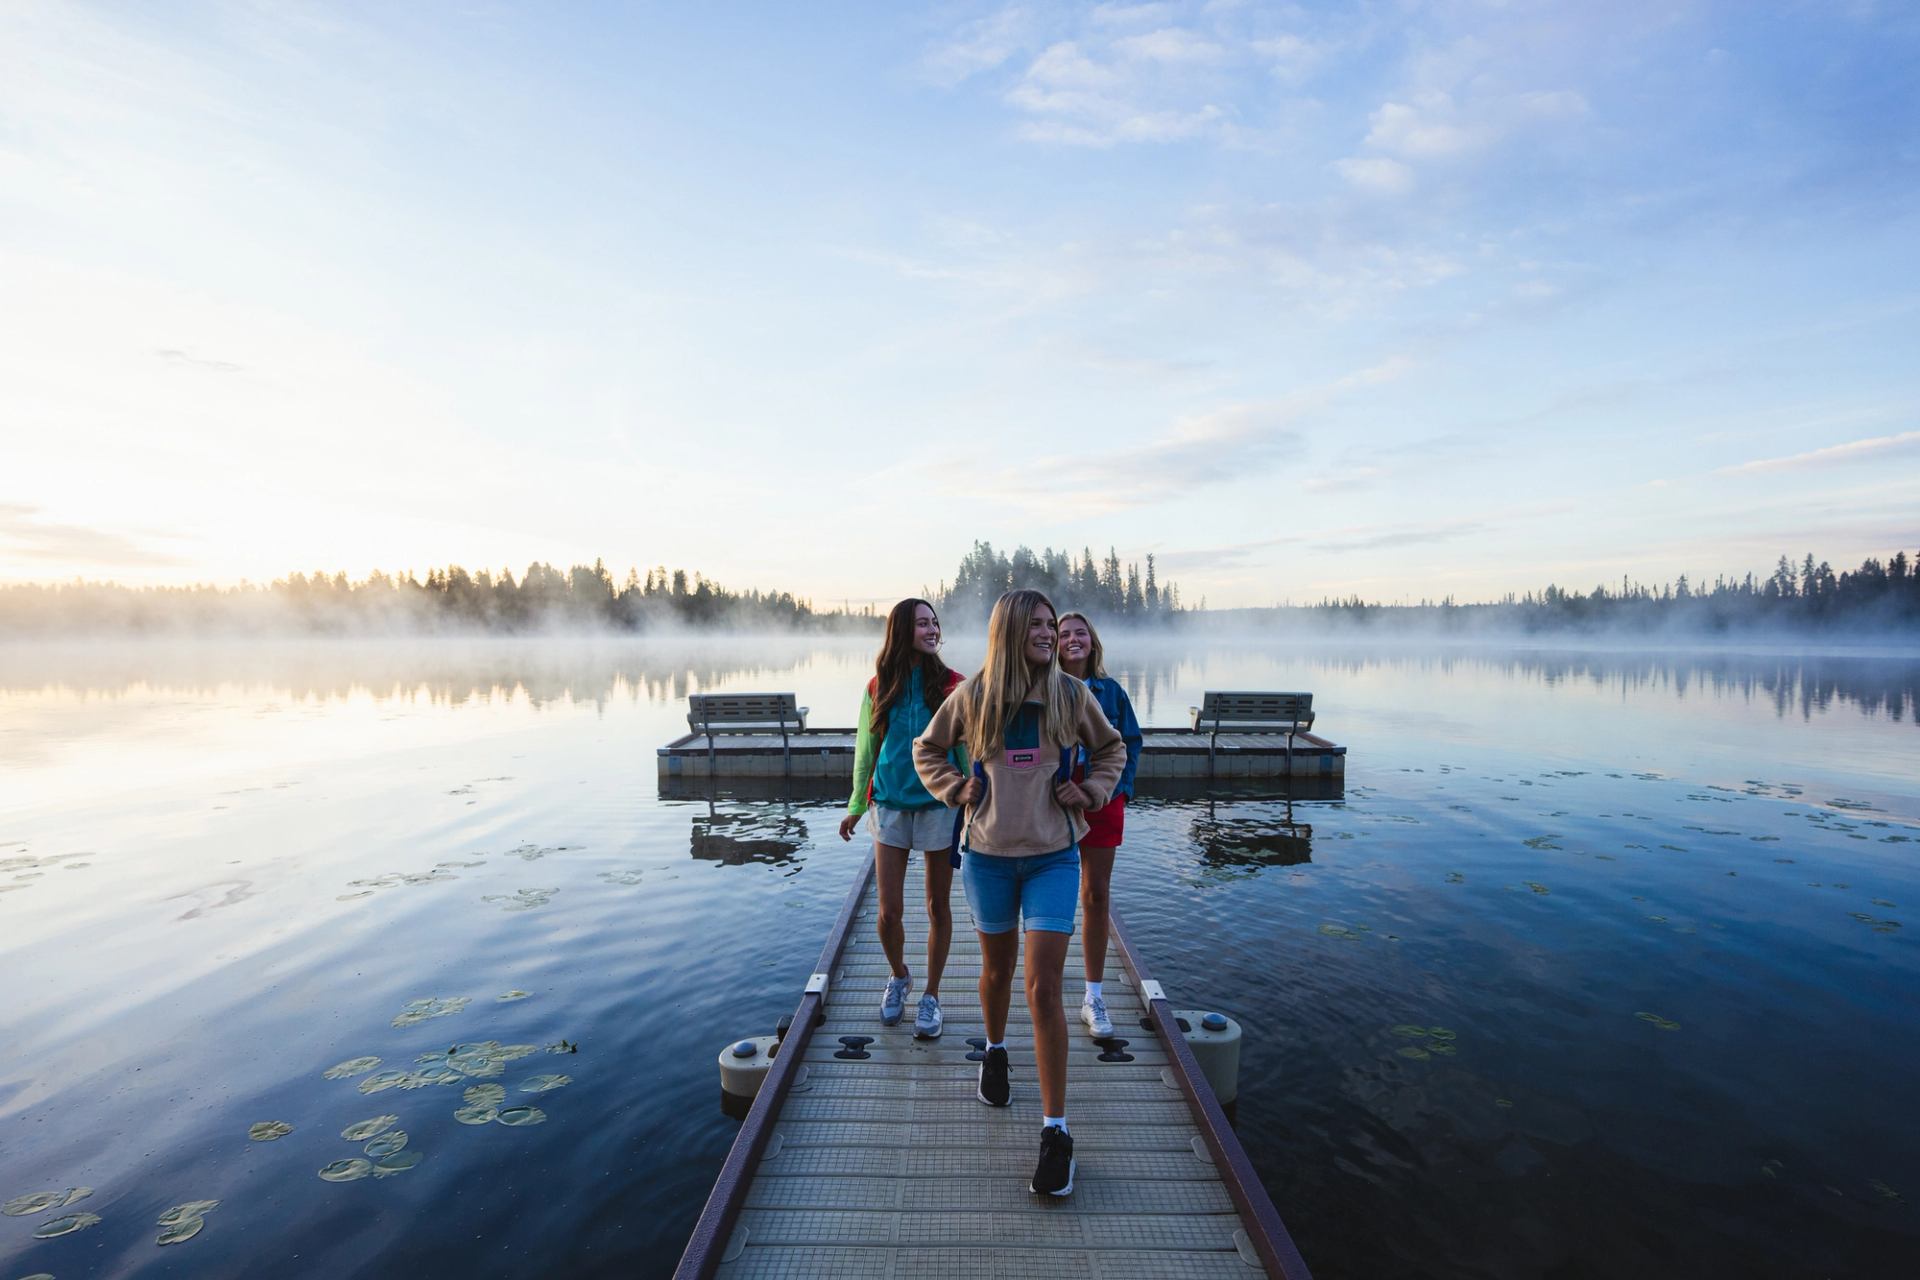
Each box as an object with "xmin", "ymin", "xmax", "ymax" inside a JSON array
[
  {"xmin": 912, "ymin": 602, "xmax": 941, "ymax": 654},
  {"xmin": 1024, "ymin": 602, "xmax": 1057, "ymax": 668},
  {"xmin": 1057, "ymin": 616, "xmax": 1092, "ymax": 672}
]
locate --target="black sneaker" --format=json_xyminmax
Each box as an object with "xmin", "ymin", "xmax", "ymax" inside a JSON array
[
  {"xmin": 976, "ymin": 1045, "xmax": 1010, "ymax": 1107},
  {"xmin": 1031, "ymin": 1124, "xmax": 1075, "ymax": 1196}
]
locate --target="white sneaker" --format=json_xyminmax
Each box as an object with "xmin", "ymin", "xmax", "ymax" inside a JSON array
[
  {"xmin": 880, "ymin": 975, "xmax": 912, "ymax": 1025},
  {"xmin": 914, "ymin": 993, "xmax": 943, "ymax": 1039},
  {"xmin": 1080, "ymin": 992, "xmax": 1114, "ymax": 1038}
]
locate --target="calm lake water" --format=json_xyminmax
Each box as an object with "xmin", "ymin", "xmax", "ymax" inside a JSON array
[{"xmin": 2, "ymin": 636, "xmax": 1916, "ymax": 1279}]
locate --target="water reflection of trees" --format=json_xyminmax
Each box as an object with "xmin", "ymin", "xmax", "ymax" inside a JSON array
[
  {"xmin": 0, "ymin": 640, "xmax": 860, "ymax": 711},
  {"xmin": 3, "ymin": 642, "xmax": 1914, "ymax": 726},
  {"xmin": 1295, "ymin": 649, "xmax": 1917, "ymax": 724}
]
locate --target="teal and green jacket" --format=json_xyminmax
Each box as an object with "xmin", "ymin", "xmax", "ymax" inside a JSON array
[{"xmin": 847, "ymin": 667, "xmax": 968, "ymax": 817}]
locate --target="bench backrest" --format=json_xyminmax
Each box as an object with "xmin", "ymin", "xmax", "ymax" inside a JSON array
[
  {"xmin": 688, "ymin": 692, "xmax": 802, "ymax": 729},
  {"xmin": 1194, "ymin": 691, "xmax": 1313, "ymax": 729}
]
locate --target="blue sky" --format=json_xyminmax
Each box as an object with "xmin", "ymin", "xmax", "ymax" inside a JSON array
[{"xmin": 2, "ymin": 0, "xmax": 1916, "ymax": 607}]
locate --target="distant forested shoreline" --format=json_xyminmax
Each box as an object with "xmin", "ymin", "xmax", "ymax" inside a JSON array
[{"xmin": 0, "ymin": 547, "xmax": 1914, "ymax": 637}]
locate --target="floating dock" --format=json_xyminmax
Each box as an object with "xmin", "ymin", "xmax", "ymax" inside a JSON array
[
  {"xmin": 659, "ymin": 728, "xmax": 1345, "ymax": 781},
  {"xmin": 674, "ymin": 855, "xmax": 1312, "ymax": 1278}
]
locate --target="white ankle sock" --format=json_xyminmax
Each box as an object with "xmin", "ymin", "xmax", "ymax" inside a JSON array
[
  {"xmin": 1084, "ymin": 981, "xmax": 1103, "ymax": 1001},
  {"xmin": 987, "ymin": 1040, "xmax": 1005, "ymax": 1052},
  {"xmin": 1043, "ymin": 1115, "xmax": 1068, "ymax": 1133}
]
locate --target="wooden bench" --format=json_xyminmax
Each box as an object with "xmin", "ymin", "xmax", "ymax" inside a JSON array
[
  {"xmin": 1189, "ymin": 691, "xmax": 1314, "ymax": 776},
  {"xmin": 686, "ymin": 693, "xmax": 810, "ymax": 774}
]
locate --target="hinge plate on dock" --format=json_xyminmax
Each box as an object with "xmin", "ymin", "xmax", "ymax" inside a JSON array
[
  {"xmin": 805, "ymin": 972, "xmax": 830, "ymax": 1001},
  {"xmin": 1138, "ymin": 979, "xmax": 1167, "ymax": 1003}
]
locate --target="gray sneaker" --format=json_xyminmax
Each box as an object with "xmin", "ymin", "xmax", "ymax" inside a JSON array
[
  {"xmin": 1080, "ymin": 993, "xmax": 1114, "ymax": 1038},
  {"xmin": 914, "ymin": 993, "xmax": 943, "ymax": 1039},
  {"xmin": 880, "ymin": 975, "xmax": 912, "ymax": 1025}
]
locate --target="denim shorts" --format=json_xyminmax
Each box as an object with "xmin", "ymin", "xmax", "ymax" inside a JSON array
[
  {"xmin": 866, "ymin": 804, "xmax": 956, "ymax": 852},
  {"xmin": 962, "ymin": 846, "xmax": 1080, "ymax": 936}
]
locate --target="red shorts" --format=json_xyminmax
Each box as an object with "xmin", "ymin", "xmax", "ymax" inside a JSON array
[{"xmin": 1081, "ymin": 792, "xmax": 1127, "ymax": 848}]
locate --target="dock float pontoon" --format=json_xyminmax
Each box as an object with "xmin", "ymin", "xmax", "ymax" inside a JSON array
[
  {"xmin": 674, "ymin": 855, "xmax": 1312, "ymax": 1278},
  {"xmin": 659, "ymin": 727, "xmax": 1345, "ymax": 782}
]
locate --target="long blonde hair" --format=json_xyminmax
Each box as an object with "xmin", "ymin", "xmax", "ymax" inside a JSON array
[
  {"xmin": 1056, "ymin": 611, "xmax": 1107, "ymax": 680},
  {"xmin": 960, "ymin": 588, "xmax": 1083, "ymax": 758}
]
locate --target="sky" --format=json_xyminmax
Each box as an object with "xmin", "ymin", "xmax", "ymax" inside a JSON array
[{"xmin": 1, "ymin": 0, "xmax": 1917, "ymax": 609}]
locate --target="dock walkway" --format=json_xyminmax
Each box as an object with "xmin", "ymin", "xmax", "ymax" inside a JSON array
[{"xmin": 676, "ymin": 855, "xmax": 1310, "ymax": 1278}]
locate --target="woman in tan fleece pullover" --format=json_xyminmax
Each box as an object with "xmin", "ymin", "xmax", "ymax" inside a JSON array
[{"xmin": 914, "ymin": 588, "xmax": 1125, "ymax": 1198}]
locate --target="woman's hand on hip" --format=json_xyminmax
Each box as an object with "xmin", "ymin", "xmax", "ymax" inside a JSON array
[
  {"xmin": 959, "ymin": 778, "xmax": 984, "ymax": 807},
  {"xmin": 1053, "ymin": 780, "xmax": 1092, "ymax": 810}
]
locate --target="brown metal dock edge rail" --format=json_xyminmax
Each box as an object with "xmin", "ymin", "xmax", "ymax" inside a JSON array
[{"xmin": 672, "ymin": 855, "xmax": 1314, "ymax": 1279}]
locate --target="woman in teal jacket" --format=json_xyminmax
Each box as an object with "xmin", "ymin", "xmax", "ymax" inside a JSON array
[{"xmin": 838, "ymin": 597, "xmax": 967, "ymax": 1038}]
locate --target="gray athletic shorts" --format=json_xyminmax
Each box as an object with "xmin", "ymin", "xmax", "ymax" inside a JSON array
[{"xmin": 866, "ymin": 804, "xmax": 955, "ymax": 852}]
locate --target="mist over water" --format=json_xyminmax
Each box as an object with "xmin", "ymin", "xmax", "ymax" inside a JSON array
[{"xmin": 1, "ymin": 636, "xmax": 1916, "ymax": 1278}]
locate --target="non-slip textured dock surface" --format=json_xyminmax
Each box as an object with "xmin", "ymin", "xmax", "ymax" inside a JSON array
[{"xmin": 716, "ymin": 859, "xmax": 1266, "ymax": 1278}]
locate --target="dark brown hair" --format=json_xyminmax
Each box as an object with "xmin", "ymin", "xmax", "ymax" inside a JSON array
[{"xmin": 871, "ymin": 597, "xmax": 955, "ymax": 742}]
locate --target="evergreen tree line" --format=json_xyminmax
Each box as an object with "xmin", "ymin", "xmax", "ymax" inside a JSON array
[
  {"xmin": 0, "ymin": 560, "xmax": 872, "ymax": 636},
  {"xmin": 1295, "ymin": 551, "xmax": 1920, "ymax": 633},
  {"xmin": 4, "ymin": 547, "xmax": 1914, "ymax": 636},
  {"xmin": 934, "ymin": 542, "xmax": 1185, "ymax": 624}
]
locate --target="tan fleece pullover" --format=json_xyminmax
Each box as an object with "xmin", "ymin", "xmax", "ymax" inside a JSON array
[{"xmin": 913, "ymin": 676, "xmax": 1126, "ymax": 857}]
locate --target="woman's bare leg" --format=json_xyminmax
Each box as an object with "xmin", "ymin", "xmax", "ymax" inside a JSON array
[
  {"xmin": 873, "ymin": 843, "xmax": 910, "ymax": 979},
  {"xmin": 978, "ymin": 928, "xmax": 1018, "ymax": 1042},
  {"xmin": 1025, "ymin": 929, "xmax": 1072, "ymax": 1117},
  {"xmin": 922, "ymin": 849, "xmax": 953, "ymax": 998},
  {"xmin": 1078, "ymin": 845, "xmax": 1115, "ymax": 983}
]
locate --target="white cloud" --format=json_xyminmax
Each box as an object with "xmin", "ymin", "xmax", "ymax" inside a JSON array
[
  {"xmin": 1335, "ymin": 155, "xmax": 1414, "ymax": 195},
  {"xmin": 920, "ymin": 6, "xmax": 1030, "ymax": 88},
  {"xmin": 1251, "ymin": 33, "xmax": 1324, "ymax": 83},
  {"xmin": 1365, "ymin": 94, "xmax": 1486, "ymax": 159},
  {"xmin": 1112, "ymin": 28, "xmax": 1226, "ymax": 64},
  {"xmin": 1091, "ymin": 3, "xmax": 1177, "ymax": 27},
  {"xmin": 1719, "ymin": 430, "xmax": 1920, "ymax": 475}
]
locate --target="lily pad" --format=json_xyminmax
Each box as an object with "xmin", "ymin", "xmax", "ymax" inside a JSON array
[
  {"xmin": 363, "ymin": 1130, "xmax": 409, "ymax": 1159},
  {"xmin": 158, "ymin": 1200, "xmax": 220, "ymax": 1225},
  {"xmin": 248, "ymin": 1121, "xmax": 294, "ymax": 1141},
  {"xmin": 495, "ymin": 1106, "xmax": 547, "ymax": 1127},
  {"xmin": 341, "ymin": 1115, "xmax": 399, "ymax": 1141},
  {"xmin": 4, "ymin": 1187, "xmax": 90, "ymax": 1216},
  {"xmin": 497, "ymin": 990, "xmax": 530, "ymax": 1002},
  {"xmin": 1635, "ymin": 1011, "xmax": 1682, "ymax": 1031},
  {"xmin": 453, "ymin": 1103, "xmax": 499, "ymax": 1125},
  {"xmin": 1317, "ymin": 923, "xmax": 1362, "ymax": 940},
  {"xmin": 318, "ymin": 1158, "xmax": 374, "ymax": 1183},
  {"xmin": 463, "ymin": 1083, "xmax": 506, "ymax": 1107},
  {"xmin": 1390, "ymin": 1024, "xmax": 1428, "ymax": 1038},
  {"xmin": 1396, "ymin": 1046, "xmax": 1430, "ymax": 1060},
  {"xmin": 323, "ymin": 1055, "xmax": 382, "ymax": 1080},
  {"xmin": 357, "ymin": 1070, "xmax": 410, "ymax": 1094},
  {"xmin": 157, "ymin": 1215, "xmax": 206, "ymax": 1245},
  {"xmin": 372, "ymin": 1150, "xmax": 424, "ymax": 1177},
  {"xmin": 391, "ymin": 996, "xmax": 471, "ymax": 1029},
  {"xmin": 33, "ymin": 1211, "xmax": 102, "ymax": 1238},
  {"xmin": 520, "ymin": 1074, "xmax": 571, "ymax": 1093}
]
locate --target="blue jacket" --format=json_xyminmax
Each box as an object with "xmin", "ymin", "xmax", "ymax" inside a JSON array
[{"xmin": 1084, "ymin": 675, "xmax": 1142, "ymax": 800}]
